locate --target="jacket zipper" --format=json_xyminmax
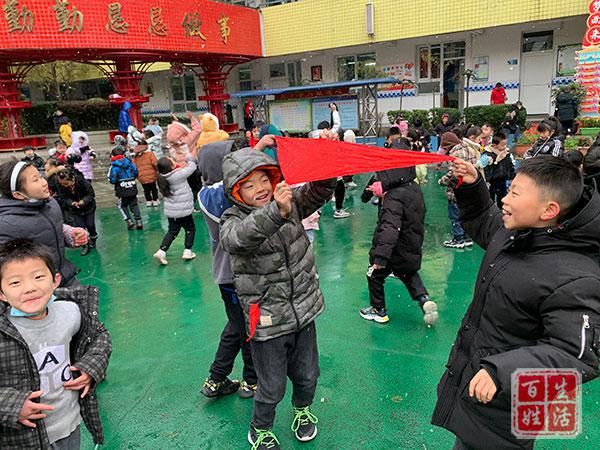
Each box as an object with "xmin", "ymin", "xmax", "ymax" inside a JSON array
[
  {"xmin": 578, "ymin": 314, "xmax": 590, "ymax": 359},
  {"xmin": 277, "ymin": 230, "xmax": 300, "ymax": 329}
]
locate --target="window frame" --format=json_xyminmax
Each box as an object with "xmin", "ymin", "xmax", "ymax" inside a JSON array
[
  {"xmin": 170, "ymin": 73, "xmax": 198, "ymax": 113},
  {"xmin": 337, "ymin": 52, "xmax": 377, "ymax": 81}
]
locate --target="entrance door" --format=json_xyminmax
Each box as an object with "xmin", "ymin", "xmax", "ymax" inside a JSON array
[
  {"xmin": 443, "ymin": 59, "xmax": 465, "ymax": 109},
  {"xmin": 519, "ymin": 31, "xmax": 554, "ymax": 115}
]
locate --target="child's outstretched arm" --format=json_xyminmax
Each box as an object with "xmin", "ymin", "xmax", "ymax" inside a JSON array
[
  {"xmin": 221, "ymin": 200, "xmax": 286, "ymax": 255},
  {"xmin": 293, "ymin": 178, "xmax": 336, "ymax": 220}
]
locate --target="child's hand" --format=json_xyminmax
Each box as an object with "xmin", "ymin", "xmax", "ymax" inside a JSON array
[
  {"xmin": 367, "ymin": 181, "xmax": 384, "ymax": 198},
  {"xmin": 71, "ymin": 228, "xmax": 88, "ymax": 246},
  {"xmin": 274, "ymin": 182, "xmax": 293, "ymax": 218},
  {"xmin": 18, "ymin": 390, "xmax": 54, "ymax": 428},
  {"xmin": 254, "ymin": 135, "xmax": 276, "ymax": 152},
  {"xmin": 63, "ymin": 366, "xmax": 92, "ymax": 398},
  {"xmin": 451, "ymin": 159, "xmax": 479, "ymax": 185},
  {"xmin": 469, "ymin": 369, "xmax": 497, "ymax": 403}
]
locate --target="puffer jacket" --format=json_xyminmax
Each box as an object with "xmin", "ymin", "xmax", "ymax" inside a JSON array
[
  {"xmin": 555, "ymin": 92, "xmax": 578, "ymax": 121},
  {"xmin": 0, "ymin": 197, "xmax": 77, "ymax": 286},
  {"xmin": 220, "ymin": 149, "xmax": 335, "ymax": 341},
  {"xmin": 71, "ymin": 131, "xmax": 94, "ymax": 180},
  {"xmin": 0, "ymin": 286, "xmax": 111, "ymax": 449},
  {"xmin": 118, "ymin": 102, "xmax": 132, "ymax": 133},
  {"xmin": 108, "ymin": 155, "xmax": 138, "ymax": 198},
  {"xmin": 132, "ymin": 150, "xmax": 158, "ymax": 184},
  {"xmin": 162, "ymin": 157, "xmax": 197, "ymax": 218},
  {"xmin": 432, "ymin": 176, "xmax": 600, "ymax": 449},
  {"xmin": 54, "ymin": 174, "xmax": 96, "ymax": 224}
]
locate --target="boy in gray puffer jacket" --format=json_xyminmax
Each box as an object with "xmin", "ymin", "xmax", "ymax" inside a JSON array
[{"xmin": 220, "ymin": 148, "xmax": 335, "ymax": 450}]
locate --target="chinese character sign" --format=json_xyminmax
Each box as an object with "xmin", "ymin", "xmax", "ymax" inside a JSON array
[
  {"xmin": 182, "ymin": 11, "xmax": 206, "ymax": 40},
  {"xmin": 148, "ymin": 6, "xmax": 167, "ymax": 36},
  {"xmin": 512, "ymin": 369, "xmax": 581, "ymax": 439},
  {"xmin": 2, "ymin": 0, "xmax": 33, "ymax": 33},
  {"xmin": 106, "ymin": 2, "xmax": 128, "ymax": 34},
  {"xmin": 53, "ymin": 0, "xmax": 83, "ymax": 33},
  {"xmin": 217, "ymin": 15, "xmax": 230, "ymax": 44}
]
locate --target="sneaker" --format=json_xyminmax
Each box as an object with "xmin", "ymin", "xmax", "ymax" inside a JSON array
[
  {"xmin": 418, "ymin": 296, "xmax": 439, "ymax": 326},
  {"xmin": 201, "ymin": 377, "xmax": 240, "ymax": 398},
  {"xmin": 182, "ymin": 249, "xmax": 196, "ymax": 260},
  {"xmin": 333, "ymin": 209, "xmax": 351, "ymax": 219},
  {"xmin": 346, "ymin": 181, "xmax": 358, "ymax": 190},
  {"xmin": 247, "ymin": 427, "xmax": 280, "ymax": 450},
  {"xmin": 153, "ymin": 249, "xmax": 168, "ymax": 265},
  {"xmin": 152, "ymin": 200, "xmax": 160, "ymax": 207},
  {"xmin": 136, "ymin": 220, "xmax": 143, "ymax": 230},
  {"xmin": 126, "ymin": 219, "xmax": 134, "ymax": 230},
  {"xmin": 291, "ymin": 406, "xmax": 318, "ymax": 442},
  {"xmin": 359, "ymin": 306, "xmax": 389, "ymax": 324},
  {"xmin": 443, "ymin": 238, "xmax": 465, "ymax": 249},
  {"xmin": 463, "ymin": 238, "xmax": 474, "ymax": 247},
  {"xmin": 239, "ymin": 380, "xmax": 257, "ymax": 399},
  {"xmin": 146, "ymin": 201, "xmax": 152, "ymax": 207}
]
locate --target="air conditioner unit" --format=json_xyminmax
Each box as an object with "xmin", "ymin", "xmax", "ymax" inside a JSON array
[{"xmin": 366, "ymin": 3, "xmax": 374, "ymax": 36}]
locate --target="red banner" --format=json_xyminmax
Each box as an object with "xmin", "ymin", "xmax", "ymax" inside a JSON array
[
  {"xmin": 0, "ymin": 0, "xmax": 262, "ymax": 60},
  {"xmin": 275, "ymin": 137, "xmax": 453, "ymax": 185}
]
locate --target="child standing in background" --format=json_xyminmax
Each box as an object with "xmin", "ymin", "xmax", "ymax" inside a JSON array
[{"xmin": 132, "ymin": 141, "xmax": 160, "ymax": 207}]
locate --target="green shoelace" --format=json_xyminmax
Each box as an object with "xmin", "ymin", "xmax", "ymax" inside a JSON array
[
  {"xmin": 251, "ymin": 428, "xmax": 280, "ymax": 450},
  {"xmin": 291, "ymin": 406, "xmax": 319, "ymax": 432}
]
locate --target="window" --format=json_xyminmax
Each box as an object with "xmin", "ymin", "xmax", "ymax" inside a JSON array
[
  {"xmin": 269, "ymin": 63, "xmax": 286, "ymax": 78},
  {"xmin": 269, "ymin": 61, "xmax": 302, "ymax": 86},
  {"xmin": 170, "ymin": 74, "xmax": 197, "ymax": 113},
  {"xmin": 418, "ymin": 45, "xmax": 441, "ymax": 80},
  {"xmin": 337, "ymin": 52, "xmax": 376, "ymax": 81},
  {"xmin": 522, "ymin": 31, "xmax": 553, "ymax": 53},
  {"xmin": 239, "ymin": 67, "xmax": 252, "ymax": 91},
  {"xmin": 443, "ymin": 42, "xmax": 465, "ymax": 59}
]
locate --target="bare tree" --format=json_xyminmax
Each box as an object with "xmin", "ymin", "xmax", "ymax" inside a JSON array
[{"xmin": 26, "ymin": 62, "xmax": 101, "ymax": 101}]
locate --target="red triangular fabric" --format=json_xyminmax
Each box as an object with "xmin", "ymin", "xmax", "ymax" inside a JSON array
[{"xmin": 275, "ymin": 137, "xmax": 453, "ymax": 184}]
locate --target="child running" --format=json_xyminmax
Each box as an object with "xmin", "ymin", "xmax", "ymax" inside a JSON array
[
  {"xmin": 132, "ymin": 141, "xmax": 160, "ymax": 207},
  {"xmin": 152, "ymin": 147, "xmax": 197, "ymax": 265},
  {"xmin": 0, "ymin": 239, "xmax": 112, "ymax": 449},
  {"xmin": 108, "ymin": 147, "xmax": 143, "ymax": 230},
  {"xmin": 220, "ymin": 148, "xmax": 335, "ymax": 449}
]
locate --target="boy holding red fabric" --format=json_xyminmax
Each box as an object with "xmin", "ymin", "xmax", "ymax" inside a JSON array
[{"xmin": 220, "ymin": 148, "xmax": 335, "ymax": 450}]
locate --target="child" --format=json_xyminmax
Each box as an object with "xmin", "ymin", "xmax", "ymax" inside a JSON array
[
  {"xmin": 197, "ymin": 140, "xmax": 257, "ymax": 399},
  {"xmin": 143, "ymin": 129, "xmax": 163, "ymax": 158},
  {"xmin": 21, "ymin": 145, "xmax": 45, "ymax": 176},
  {"xmin": 438, "ymin": 126, "xmax": 483, "ymax": 249},
  {"xmin": 0, "ymin": 238, "xmax": 112, "ymax": 448},
  {"xmin": 127, "ymin": 125, "xmax": 144, "ymax": 151},
  {"xmin": 433, "ymin": 156, "xmax": 600, "ymax": 449},
  {"xmin": 54, "ymin": 169, "xmax": 98, "ymax": 256},
  {"xmin": 480, "ymin": 132, "xmax": 515, "ymax": 208},
  {"xmin": 220, "ymin": 148, "xmax": 335, "ymax": 449},
  {"xmin": 480, "ymin": 122, "xmax": 494, "ymax": 148},
  {"xmin": 108, "ymin": 147, "xmax": 142, "ymax": 230},
  {"xmin": 524, "ymin": 118, "xmax": 564, "ymax": 158},
  {"xmin": 152, "ymin": 152, "xmax": 197, "ymax": 264},
  {"xmin": 70, "ymin": 131, "xmax": 96, "ymax": 183},
  {"xmin": 132, "ymin": 141, "xmax": 160, "ymax": 207},
  {"xmin": 58, "ymin": 119, "xmax": 72, "ymax": 146},
  {"xmin": 144, "ymin": 116, "xmax": 163, "ymax": 139},
  {"xmin": 359, "ymin": 138, "xmax": 437, "ymax": 326}
]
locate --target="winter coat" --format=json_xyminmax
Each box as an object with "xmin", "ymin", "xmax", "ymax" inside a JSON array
[
  {"xmin": 524, "ymin": 136, "xmax": 563, "ymax": 159},
  {"xmin": 584, "ymin": 137, "xmax": 600, "ymax": 193},
  {"xmin": 490, "ymin": 86, "xmax": 507, "ymax": 104},
  {"xmin": 70, "ymin": 131, "xmax": 94, "ymax": 180},
  {"xmin": 118, "ymin": 102, "xmax": 132, "ymax": 133},
  {"xmin": 0, "ymin": 197, "xmax": 77, "ymax": 287},
  {"xmin": 434, "ymin": 122, "xmax": 452, "ymax": 136},
  {"xmin": 126, "ymin": 125, "xmax": 143, "ymax": 150},
  {"xmin": 431, "ymin": 176, "xmax": 600, "ymax": 449},
  {"xmin": 59, "ymin": 123, "xmax": 72, "ymax": 146},
  {"xmin": 555, "ymin": 92, "xmax": 578, "ymax": 121},
  {"xmin": 108, "ymin": 155, "xmax": 138, "ymax": 198},
  {"xmin": 482, "ymin": 150, "xmax": 515, "ymax": 183},
  {"xmin": 145, "ymin": 134, "xmax": 163, "ymax": 158},
  {"xmin": 21, "ymin": 154, "xmax": 45, "ymax": 176},
  {"xmin": 132, "ymin": 150, "xmax": 158, "ymax": 185},
  {"xmin": 0, "ymin": 286, "xmax": 111, "ymax": 448},
  {"xmin": 54, "ymin": 175, "xmax": 96, "ymax": 224},
  {"xmin": 439, "ymin": 138, "xmax": 483, "ymax": 202},
  {"xmin": 162, "ymin": 158, "xmax": 197, "ymax": 219},
  {"xmin": 220, "ymin": 149, "xmax": 335, "ymax": 342}
]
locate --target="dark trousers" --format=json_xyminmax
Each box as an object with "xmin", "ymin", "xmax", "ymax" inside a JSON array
[
  {"xmin": 560, "ymin": 119, "xmax": 574, "ymax": 135},
  {"xmin": 488, "ymin": 179, "xmax": 508, "ymax": 208},
  {"xmin": 448, "ymin": 201, "xmax": 465, "ymax": 240},
  {"xmin": 118, "ymin": 196, "xmax": 141, "ymax": 221},
  {"xmin": 50, "ymin": 426, "xmax": 80, "ymax": 450},
  {"xmin": 334, "ymin": 179, "xmax": 346, "ymax": 210},
  {"xmin": 159, "ymin": 215, "xmax": 196, "ymax": 251},
  {"xmin": 251, "ymin": 323, "xmax": 320, "ymax": 429},
  {"xmin": 367, "ymin": 265, "xmax": 428, "ymax": 310},
  {"xmin": 73, "ymin": 211, "xmax": 97, "ymax": 238},
  {"xmin": 142, "ymin": 182, "xmax": 158, "ymax": 201},
  {"xmin": 209, "ymin": 284, "xmax": 257, "ymax": 384}
]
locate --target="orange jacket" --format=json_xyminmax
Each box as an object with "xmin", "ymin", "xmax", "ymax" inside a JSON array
[{"xmin": 132, "ymin": 150, "xmax": 158, "ymax": 184}]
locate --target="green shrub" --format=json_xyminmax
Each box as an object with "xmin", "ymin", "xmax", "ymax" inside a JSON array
[
  {"xmin": 581, "ymin": 118, "xmax": 600, "ymax": 128},
  {"xmin": 21, "ymin": 103, "xmax": 56, "ymax": 134},
  {"xmin": 386, "ymin": 109, "xmax": 432, "ymax": 129},
  {"xmin": 464, "ymin": 104, "xmax": 527, "ymax": 130}
]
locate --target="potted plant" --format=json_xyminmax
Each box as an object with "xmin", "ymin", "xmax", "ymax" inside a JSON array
[
  {"xmin": 514, "ymin": 130, "xmax": 537, "ymax": 157},
  {"xmin": 580, "ymin": 118, "xmax": 600, "ymax": 137}
]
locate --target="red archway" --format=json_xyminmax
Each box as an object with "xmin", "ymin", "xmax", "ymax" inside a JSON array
[{"xmin": 0, "ymin": 0, "xmax": 262, "ymax": 150}]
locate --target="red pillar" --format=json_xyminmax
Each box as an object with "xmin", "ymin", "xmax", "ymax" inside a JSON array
[
  {"xmin": 196, "ymin": 61, "xmax": 237, "ymax": 132},
  {"xmin": 107, "ymin": 59, "xmax": 150, "ymax": 130}
]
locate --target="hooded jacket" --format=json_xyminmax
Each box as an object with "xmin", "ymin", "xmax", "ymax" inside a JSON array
[
  {"xmin": 132, "ymin": 148, "xmax": 158, "ymax": 185},
  {"xmin": 0, "ymin": 197, "xmax": 77, "ymax": 286},
  {"xmin": 220, "ymin": 149, "xmax": 335, "ymax": 341},
  {"xmin": 70, "ymin": 131, "xmax": 94, "ymax": 180},
  {"xmin": 0, "ymin": 286, "xmax": 111, "ymax": 448},
  {"xmin": 196, "ymin": 113, "xmax": 229, "ymax": 151},
  {"xmin": 54, "ymin": 174, "xmax": 96, "ymax": 223},
  {"xmin": 555, "ymin": 92, "xmax": 578, "ymax": 122},
  {"xmin": 162, "ymin": 158, "xmax": 197, "ymax": 219},
  {"xmin": 198, "ymin": 141, "xmax": 235, "ymax": 285},
  {"xmin": 108, "ymin": 155, "xmax": 138, "ymax": 198},
  {"xmin": 432, "ymin": 176, "xmax": 600, "ymax": 449},
  {"xmin": 118, "ymin": 102, "xmax": 132, "ymax": 133}
]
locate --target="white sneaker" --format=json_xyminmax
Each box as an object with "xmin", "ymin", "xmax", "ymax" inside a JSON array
[
  {"xmin": 153, "ymin": 249, "xmax": 168, "ymax": 265},
  {"xmin": 421, "ymin": 300, "xmax": 439, "ymax": 326},
  {"xmin": 333, "ymin": 209, "xmax": 351, "ymax": 219},
  {"xmin": 182, "ymin": 249, "xmax": 196, "ymax": 260},
  {"xmin": 346, "ymin": 181, "xmax": 358, "ymax": 190},
  {"xmin": 146, "ymin": 201, "xmax": 152, "ymax": 207}
]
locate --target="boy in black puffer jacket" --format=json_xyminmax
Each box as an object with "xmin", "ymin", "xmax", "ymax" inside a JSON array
[
  {"xmin": 481, "ymin": 133, "xmax": 515, "ymax": 208},
  {"xmin": 432, "ymin": 156, "xmax": 600, "ymax": 449},
  {"xmin": 359, "ymin": 137, "xmax": 438, "ymax": 326}
]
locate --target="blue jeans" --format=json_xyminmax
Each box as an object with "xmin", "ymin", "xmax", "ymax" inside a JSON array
[{"xmin": 448, "ymin": 201, "xmax": 465, "ymax": 240}]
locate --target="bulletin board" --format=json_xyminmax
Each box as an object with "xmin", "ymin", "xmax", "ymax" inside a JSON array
[
  {"xmin": 268, "ymin": 100, "xmax": 312, "ymax": 132},
  {"xmin": 312, "ymin": 96, "xmax": 359, "ymax": 130}
]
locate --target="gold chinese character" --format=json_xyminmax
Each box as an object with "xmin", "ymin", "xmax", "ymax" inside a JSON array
[
  {"xmin": 2, "ymin": 0, "xmax": 33, "ymax": 33},
  {"xmin": 149, "ymin": 7, "xmax": 167, "ymax": 36},
  {"xmin": 53, "ymin": 0, "xmax": 83, "ymax": 33},
  {"xmin": 217, "ymin": 15, "xmax": 230, "ymax": 44},
  {"xmin": 182, "ymin": 12, "xmax": 206, "ymax": 40},
  {"xmin": 106, "ymin": 2, "xmax": 128, "ymax": 34}
]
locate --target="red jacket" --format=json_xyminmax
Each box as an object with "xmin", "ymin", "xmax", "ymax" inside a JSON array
[{"xmin": 490, "ymin": 87, "xmax": 507, "ymax": 105}]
